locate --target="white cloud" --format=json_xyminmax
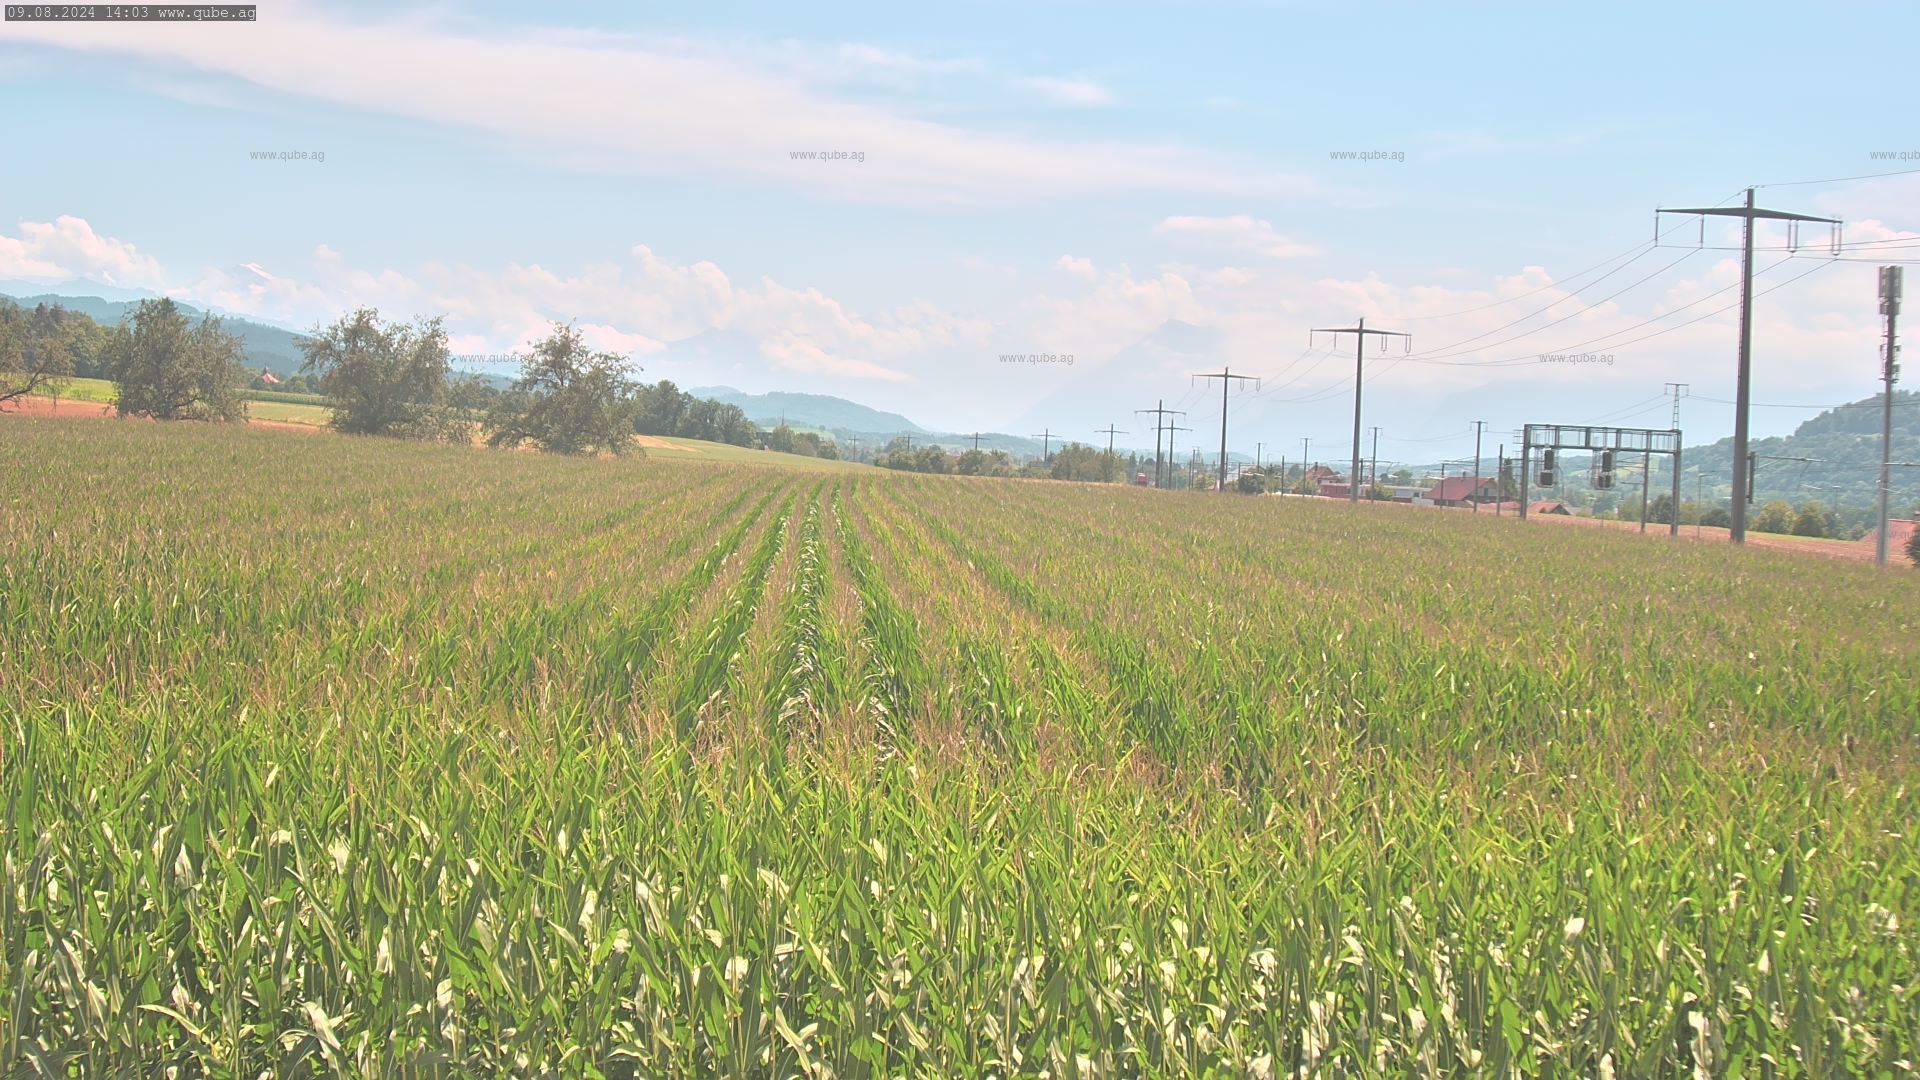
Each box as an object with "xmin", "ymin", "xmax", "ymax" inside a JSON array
[
  {"xmin": 1156, "ymin": 214, "xmax": 1318, "ymax": 259},
  {"xmin": 0, "ymin": 215, "xmax": 169, "ymax": 288},
  {"xmin": 6, "ymin": 213, "xmax": 1897, "ymax": 436},
  {"xmin": 5, "ymin": 8, "xmax": 1287, "ymax": 205},
  {"xmin": 0, "ymin": 216, "xmax": 987, "ymax": 386},
  {"xmin": 1055, "ymin": 255, "xmax": 1099, "ymax": 280},
  {"xmin": 760, "ymin": 337, "xmax": 909, "ymax": 381},
  {"xmin": 1013, "ymin": 75, "xmax": 1114, "ymax": 107}
]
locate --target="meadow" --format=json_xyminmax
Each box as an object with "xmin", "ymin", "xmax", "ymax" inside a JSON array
[{"xmin": 1, "ymin": 417, "xmax": 1917, "ymax": 1076}]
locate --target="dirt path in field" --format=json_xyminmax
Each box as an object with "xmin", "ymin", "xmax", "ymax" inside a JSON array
[
  {"xmin": 2, "ymin": 395, "xmax": 327, "ymax": 435},
  {"xmin": 1, "ymin": 397, "xmax": 117, "ymax": 419},
  {"xmin": 1525, "ymin": 510, "xmax": 1890, "ymax": 564}
]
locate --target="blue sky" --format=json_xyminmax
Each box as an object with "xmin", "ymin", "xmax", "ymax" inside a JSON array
[{"xmin": 2, "ymin": 0, "xmax": 1916, "ymax": 463}]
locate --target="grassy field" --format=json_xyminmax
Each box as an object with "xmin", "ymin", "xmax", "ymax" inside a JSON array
[
  {"xmin": 2, "ymin": 418, "xmax": 1917, "ymax": 1075},
  {"xmin": 633, "ymin": 434, "xmax": 868, "ymax": 471},
  {"xmin": 20, "ymin": 379, "xmax": 335, "ymax": 427},
  {"xmin": 241, "ymin": 398, "xmax": 334, "ymax": 427},
  {"xmin": 33, "ymin": 376, "xmax": 117, "ymax": 405}
]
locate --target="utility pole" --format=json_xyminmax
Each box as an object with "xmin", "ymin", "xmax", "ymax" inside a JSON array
[
  {"xmin": 1369, "ymin": 426, "xmax": 1382, "ymax": 491},
  {"xmin": 1471, "ymin": 420, "xmax": 1487, "ymax": 513},
  {"xmin": 1256, "ymin": 441, "xmax": 1263, "ymax": 470},
  {"xmin": 1096, "ymin": 424, "xmax": 1126, "ymax": 456},
  {"xmin": 970, "ymin": 432, "xmax": 983, "ymax": 451},
  {"xmin": 1878, "ymin": 266, "xmax": 1903, "ymax": 567},
  {"xmin": 1665, "ymin": 382, "xmax": 1689, "ymax": 430},
  {"xmin": 1193, "ymin": 367, "xmax": 1260, "ymax": 493},
  {"xmin": 1032, "ymin": 428, "xmax": 1057, "ymax": 462},
  {"xmin": 1163, "ymin": 421, "xmax": 1193, "ymax": 489},
  {"xmin": 1496, "ymin": 444, "xmax": 1506, "ymax": 515},
  {"xmin": 1311, "ymin": 318, "xmax": 1412, "ymax": 504},
  {"xmin": 1136, "ymin": 400, "xmax": 1184, "ymax": 488},
  {"xmin": 1639, "ymin": 454, "xmax": 1652, "ymax": 533},
  {"xmin": 1658, "ymin": 189, "xmax": 1840, "ymax": 544}
]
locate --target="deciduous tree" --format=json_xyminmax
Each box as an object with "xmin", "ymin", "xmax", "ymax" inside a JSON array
[
  {"xmin": 105, "ymin": 299, "xmax": 248, "ymax": 421},
  {"xmin": 483, "ymin": 324, "xmax": 642, "ymax": 455},
  {"xmin": 301, "ymin": 308, "xmax": 467, "ymax": 441}
]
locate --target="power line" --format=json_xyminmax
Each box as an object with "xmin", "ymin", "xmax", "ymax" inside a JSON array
[
  {"xmin": 1387, "ymin": 190, "xmax": 1746, "ymax": 325},
  {"xmin": 1405, "ymin": 248, "xmax": 1706, "ymax": 362},
  {"xmin": 1757, "ymin": 166, "xmax": 1920, "ymax": 189},
  {"xmin": 1389, "ymin": 243, "xmax": 1655, "ymax": 323},
  {"xmin": 1192, "ymin": 367, "xmax": 1259, "ymax": 493},
  {"xmin": 1688, "ymin": 393, "xmax": 1918, "ymax": 410},
  {"xmin": 1032, "ymin": 428, "xmax": 1057, "ymax": 462},
  {"xmin": 1135, "ymin": 400, "xmax": 1185, "ymax": 488},
  {"xmin": 1657, "ymin": 187, "xmax": 1842, "ymax": 545},
  {"xmin": 1401, "ymin": 256, "xmax": 1829, "ymax": 369},
  {"xmin": 1310, "ymin": 318, "xmax": 1412, "ymax": 504}
]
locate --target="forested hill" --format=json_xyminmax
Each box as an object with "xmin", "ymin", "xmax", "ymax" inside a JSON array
[
  {"xmin": 1685, "ymin": 390, "xmax": 1919, "ymax": 510},
  {"xmin": 2, "ymin": 291, "xmax": 310, "ymax": 377}
]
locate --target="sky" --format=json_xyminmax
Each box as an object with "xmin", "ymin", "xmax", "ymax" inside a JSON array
[{"xmin": 2, "ymin": 0, "xmax": 1917, "ymax": 467}]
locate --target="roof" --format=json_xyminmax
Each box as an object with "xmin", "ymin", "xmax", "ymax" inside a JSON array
[
  {"xmin": 1529, "ymin": 500, "xmax": 1570, "ymax": 514},
  {"xmin": 1426, "ymin": 476, "xmax": 1498, "ymax": 502},
  {"xmin": 1861, "ymin": 518, "xmax": 1917, "ymax": 552}
]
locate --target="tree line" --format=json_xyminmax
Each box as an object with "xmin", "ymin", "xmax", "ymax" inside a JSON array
[
  {"xmin": 0, "ymin": 298, "xmax": 113, "ymax": 405},
  {"xmin": 870, "ymin": 439, "xmax": 1131, "ymax": 482},
  {"xmin": 1, "ymin": 298, "xmax": 840, "ymax": 459}
]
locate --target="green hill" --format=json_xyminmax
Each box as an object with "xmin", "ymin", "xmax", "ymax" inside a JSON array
[
  {"xmin": 2, "ymin": 291, "xmax": 310, "ymax": 377},
  {"xmin": 1507, "ymin": 391, "xmax": 1920, "ymax": 534},
  {"xmin": 689, "ymin": 386, "xmax": 926, "ymax": 437}
]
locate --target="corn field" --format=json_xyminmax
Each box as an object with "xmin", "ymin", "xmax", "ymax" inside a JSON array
[{"xmin": 2, "ymin": 419, "xmax": 1918, "ymax": 1076}]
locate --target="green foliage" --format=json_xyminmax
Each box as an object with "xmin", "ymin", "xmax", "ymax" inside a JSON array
[
  {"xmin": 484, "ymin": 324, "xmax": 642, "ymax": 455},
  {"xmin": 300, "ymin": 308, "xmax": 468, "ymax": 442},
  {"xmin": 242, "ymin": 388, "xmax": 330, "ymax": 407},
  {"xmin": 763, "ymin": 422, "xmax": 839, "ymax": 459},
  {"xmin": 1686, "ymin": 392, "xmax": 1920, "ymax": 512},
  {"xmin": 4, "ymin": 423, "xmax": 1919, "ymax": 1072},
  {"xmin": 0, "ymin": 299, "xmax": 94, "ymax": 404},
  {"xmin": 633, "ymin": 379, "xmax": 759, "ymax": 447},
  {"xmin": 1751, "ymin": 499, "xmax": 1796, "ymax": 535},
  {"xmin": 1792, "ymin": 501, "xmax": 1836, "ymax": 539},
  {"xmin": 103, "ymin": 298, "xmax": 248, "ymax": 421},
  {"xmin": 1047, "ymin": 443, "xmax": 1123, "ymax": 483}
]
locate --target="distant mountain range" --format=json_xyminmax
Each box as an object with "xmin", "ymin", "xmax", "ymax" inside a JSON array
[
  {"xmin": 1, "ymin": 287, "xmax": 311, "ymax": 377},
  {"xmin": 690, "ymin": 386, "xmax": 926, "ymax": 437}
]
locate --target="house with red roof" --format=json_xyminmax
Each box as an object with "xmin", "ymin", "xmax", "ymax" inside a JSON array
[
  {"xmin": 1861, "ymin": 518, "xmax": 1917, "ymax": 560},
  {"xmin": 1424, "ymin": 475, "xmax": 1501, "ymax": 508}
]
